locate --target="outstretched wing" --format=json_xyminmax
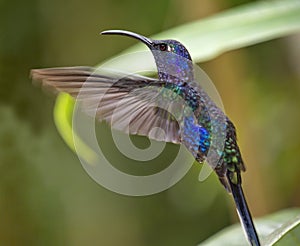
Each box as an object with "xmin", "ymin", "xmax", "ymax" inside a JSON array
[{"xmin": 31, "ymin": 66, "xmax": 184, "ymax": 144}]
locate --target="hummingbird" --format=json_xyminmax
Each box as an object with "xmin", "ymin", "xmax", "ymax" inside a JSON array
[{"xmin": 31, "ymin": 30, "xmax": 260, "ymax": 245}]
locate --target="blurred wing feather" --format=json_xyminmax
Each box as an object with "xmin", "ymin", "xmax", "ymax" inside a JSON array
[{"xmin": 31, "ymin": 66, "xmax": 182, "ymax": 144}]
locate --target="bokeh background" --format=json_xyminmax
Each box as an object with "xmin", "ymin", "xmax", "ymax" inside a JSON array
[{"xmin": 1, "ymin": 0, "xmax": 300, "ymax": 245}]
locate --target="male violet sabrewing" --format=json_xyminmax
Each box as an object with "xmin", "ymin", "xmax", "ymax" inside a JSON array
[{"xmin": 31, "ymin": 30, "xmax": 260, "ymax": 246}]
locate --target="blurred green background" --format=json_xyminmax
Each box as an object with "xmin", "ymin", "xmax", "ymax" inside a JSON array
[{"xmin": 1, "ymin": 0, "xmax": 300, "ymax": 245}]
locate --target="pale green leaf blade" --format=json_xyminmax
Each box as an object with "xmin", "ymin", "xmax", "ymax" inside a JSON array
[
  {"xmin": 97, "ymin": 0, "xmax": 300, "ymax": 72},
  {"xmin": 199, "ymin": 208, "xmax": 300, "ymax": 246}
]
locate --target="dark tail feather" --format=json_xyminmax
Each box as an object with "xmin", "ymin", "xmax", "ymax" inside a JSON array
[{"xmin": 227, "ymin": 172, "xmax": 261, "ymax": 246}]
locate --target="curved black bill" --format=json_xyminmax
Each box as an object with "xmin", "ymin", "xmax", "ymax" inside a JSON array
[{"xmin": 101, "ymin": 30, "xmax": 153, "ymax": 46}]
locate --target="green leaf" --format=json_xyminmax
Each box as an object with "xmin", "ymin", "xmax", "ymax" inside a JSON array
[
  {"xmin": 97, "ymin": 0, "xmax": 300, "ymax": 71},
  {"xmin": 54, "ymin": 0, "xmax": 300, "ymax": 168},
  {"xmin": 53, "ymin": 93, "xmax": 75, "ymax": 152},
  {"xmin": 199, "ymin": 208, "xmax": 300, "ymax": 246},
  {"xmin": 265, "ymin": 210, "xmax": 300, "ymax": 245},
  {"xmin": 53, "ymin": 93, "xmax": 98, "ymax": 164}
]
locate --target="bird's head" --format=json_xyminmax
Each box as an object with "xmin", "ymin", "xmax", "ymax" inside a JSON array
[{"xmin": 101, "ymin": 30, "xmax": 194, "ymax": 83}]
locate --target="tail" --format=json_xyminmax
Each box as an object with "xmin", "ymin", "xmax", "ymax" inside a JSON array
[{"xmin": 227, "ymin": 171, "xmax": 261, "ymax": 246}]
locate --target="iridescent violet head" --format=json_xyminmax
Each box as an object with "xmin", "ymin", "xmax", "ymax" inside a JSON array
[{"xmin": 101, "ymin": 30, "xmax": 194, "ymax": 83}]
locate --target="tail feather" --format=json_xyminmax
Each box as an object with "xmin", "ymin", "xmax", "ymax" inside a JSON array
[{"xmin": 227, "ymin": 172, "xmax": 261, "ymax": 246}]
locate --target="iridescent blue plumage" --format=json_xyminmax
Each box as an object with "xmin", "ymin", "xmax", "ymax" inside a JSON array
[{"xmin": 182, "ymin": 115, "xmax": 210, "ymax": 158}]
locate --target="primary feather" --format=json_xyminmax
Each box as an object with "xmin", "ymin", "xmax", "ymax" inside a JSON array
[{"xmin": 31, "ymin": 67, "xmax": 182, "ymax": 144}]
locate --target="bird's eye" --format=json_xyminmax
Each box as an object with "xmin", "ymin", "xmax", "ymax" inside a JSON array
[{"xmin": 159, "ymin": 44, "xmax": 167, "ymax": 51}]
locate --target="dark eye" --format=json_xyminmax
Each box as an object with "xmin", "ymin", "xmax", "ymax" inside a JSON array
[{"xmin": 159, "ymin": 43, "xmax": 167, "ymax": 51}]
